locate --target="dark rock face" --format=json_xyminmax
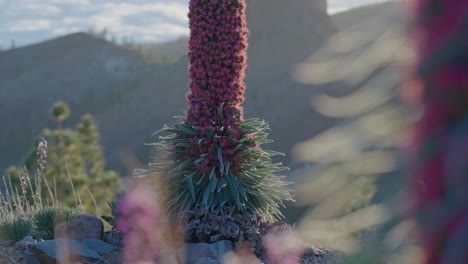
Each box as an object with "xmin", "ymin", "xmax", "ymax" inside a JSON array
[
  {"xmin": 82, "ymin": 239, "xmax": 117, "ymax": 255},
  {"xmin": 14, "ymin": 236, "xmax": 37, "ymax": 250},
  {"xmin": 55, "ymin": 215, "xmax": 104, "ymax": 241}
]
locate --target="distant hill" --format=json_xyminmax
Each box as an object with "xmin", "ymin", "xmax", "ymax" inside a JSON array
[
  {"xmin": 0, "ymin": 1, "xmax": 401, "ymax": 175},
  {"xmin": 124, "ymin": 37, "xmax": 189, "ymax": 64}
]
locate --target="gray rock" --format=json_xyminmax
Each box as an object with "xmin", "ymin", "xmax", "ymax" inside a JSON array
[
  {"xmin": 82, "ymin": 239, "xmax": 117, "ymax": 255},
  {"xmin": 28, "ymin": 238, "xmax": 103, "ymax": 264},
  {"xmin": 15, "ymin": 236, "xmax": 36, "ymax": 249},
  {"xmin": 182, "ymin": 240, "xmax": 233, "ymax": 264},
  {"xmin": 55, "ymin": 214, "xmax": 103, "ymax": 241}
]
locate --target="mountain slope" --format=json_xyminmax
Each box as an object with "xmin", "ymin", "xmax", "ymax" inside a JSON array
[{"xmin": 0, "ymin": 33, "xmax": 149, "ymax": 170}]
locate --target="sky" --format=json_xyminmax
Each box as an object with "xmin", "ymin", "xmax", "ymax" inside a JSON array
[{"xmin": 0, "ymin": 0, "xmax": 390, "ymax": 48}]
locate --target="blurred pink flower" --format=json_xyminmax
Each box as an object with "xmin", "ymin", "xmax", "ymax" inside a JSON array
[
  {"xmin": 263, "ymin": 229, "xmax": 304, "ymax": 264},
  {"xmin": 116, "ymin": 183, "xmax": 160, "ymax": 263},
  {"xmin": 406, "ymin": 0, "xmax": 468, "ymax": 262}
]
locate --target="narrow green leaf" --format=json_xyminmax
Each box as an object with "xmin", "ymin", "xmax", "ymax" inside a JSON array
[
  {"xmin": 224, "ymin": 160, "xmax": 230, "ymax": 176},
  {"xmin": 196, "ymin": 172, "xmax": 207, "ymax": 185},
  {"xmin": 220, "ymin": 191, "xmax": 228, "ymax": 206},
  {"xmin": 217, "ymin": 147, "xmax": 224, "ymax": 174},
  {"xmin": 217, "ymin": 178, "xmax": 227, "ymax": 192},
  {"xmin": 179, "ymin": 126, "xmax": 198, "ymax": 135},
  {"xmin": 238, "ymin": 183, "xmax": 247, "ymax": 199},
  {"xmin": 188, "ymin": 174, "xmax": 196, "ymax": 201},
  {"xmin": 233, "ymin": 144, "xmax": 243, "ymax": 151},
  {"xmin": 227, "ymin": 173, "xmax": 242, "ymax": 206},
  {"xmin": 194, "ymin": 156, "xmax": 205, "ymax": 164},
  {"xmin": 209, "ymin": 166, "xmax": 216, "ymax": 180},
  {"xmin": 198, "ymin": 138, "xmax": 205, "ymax": 145},
  {"xmin": 203, "ymin": 185, "xmax": 211, "ymax": 206},
  {"xmin": 210, "ymin": 177, "xmax": 218, "ymax": 192}
]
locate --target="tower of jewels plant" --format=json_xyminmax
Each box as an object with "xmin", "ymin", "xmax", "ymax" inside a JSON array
[
  {"xmin": 407, "ymin": 0, "xmax": 468, "ymax": 262},
  {"xmin": 148, "ymin": 0, "xmax": 293, "ymax": 248}
]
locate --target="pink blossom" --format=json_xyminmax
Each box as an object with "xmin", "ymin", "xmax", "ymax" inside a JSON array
[{"xmin": 116, "ymin": 183, "xmax": 160, "ymax": 263}]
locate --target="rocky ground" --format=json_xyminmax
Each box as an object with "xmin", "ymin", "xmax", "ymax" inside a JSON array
[{"xmin": 0, "ymin": 214, "xmax": 339, "ymax": 264}]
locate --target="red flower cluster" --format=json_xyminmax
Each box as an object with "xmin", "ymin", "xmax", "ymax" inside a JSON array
[
  {"xmin": 178, "ymin": 0, "xmax": 249, "ymax": 176},
  {"xmin": 186, "ymin": 0, "xmax": 247, "ymax": 124}
]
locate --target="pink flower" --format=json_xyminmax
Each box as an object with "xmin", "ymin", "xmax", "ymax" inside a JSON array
[
  {"xmin": 116, "ymin": 183, "xmax": 160, "ymax": 263},
  {"xmin": 263, "ymin": 230, "xmax": 304, "ymax": 264}
]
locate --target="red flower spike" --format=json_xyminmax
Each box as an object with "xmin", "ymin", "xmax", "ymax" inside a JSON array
[{"xmin": 407, "ymin": 0, "xmax": 468, "ymax": 263}]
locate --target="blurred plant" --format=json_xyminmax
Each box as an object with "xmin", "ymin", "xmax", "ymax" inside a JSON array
[
  {"xmin": 290, "ymin": 0, "xmax": 468, "ymax": 263},
  {"xmin": 101, "ymin": 192, "xmax": 124, "ymax": 228},
  {"xmin": 1, "ymin": 137, "xmax": 52, "ymax": 219},
  {"xmin": 0, "ymin": 216, "xmax": 32, "ymax": 242},
  {"xmin": 49, "ymin": 101, "xmax": 70, "ymax": 129},
  {"xmin": 116, "ymin": 183, "xmax": 160, "ymax": 263},
  {"xmin": 224, "ymin": 243, "xmax": 262, "ymax": 264},
  {"xmin": 0, "ymin": 135, "xmax": 82, "ymax": 244},
  {"xmin": 34, "ymin": 134, "xmax": 48, "ymax": 206},
  {"xmin": 34, "ymin": 128, "xmax": 88, "ymax": 207},
  {"xmin": 21, "ymin": 103, "xmax": 121, "ymax": 215},
  {"xmin": 77, "ymin": 114, "xmax": 104, "ymax": 178},
  {"xmin": 288, "ymin": 1, "xmax": 416, "ymax": 261},
  {"xmin": 404, "ymin": 0, "xmax": 468, "ymax": 263},
  {"xmin": 145, "ymin": 0, "xmax": 293, "ymax": 249},
  {"xmin": 293, "ymin": 26, "xmax": 409, "ymax": 253},
  {"xmin": 32, "ymin": 206, "xmax": 78, "ymax": 240},
  {"xmin": 75, "ymin": 112, "xmax": 122, "ymax": 216},
  {"xmin": 262, "ymin": 228, "xmax": 304, "ymax": 264}
]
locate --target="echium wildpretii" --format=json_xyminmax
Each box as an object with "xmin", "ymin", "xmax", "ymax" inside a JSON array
[
  {"xmin": 147, "ymin": 0, "xmax": 293, "ymax": 247},
  {"xmin": 406, "ymin": 0, "xmax": 468, "ymax": 262},
  {"xmin": 184, "ymin": 0, "xmax": 248, "ymax": 175}
]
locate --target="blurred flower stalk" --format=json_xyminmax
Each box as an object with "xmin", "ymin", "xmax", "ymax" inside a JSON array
[
  {"xmin": 406, "ymin": 0, "xmax": 468, "ymax": 263},
  {"xmin": 117, "ymin": 182, "xmax": 160, "ymax": 263}
]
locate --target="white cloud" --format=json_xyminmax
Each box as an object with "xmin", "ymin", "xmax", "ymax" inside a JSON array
[
  {"xmin": 2, "ymin": 0, "xmax": 390, "ymax": 46},
  {"xmin": 6, "ymin": 19, "xmax": 52, "ymax": 32},
  {"xmin": 62, "ymin": 17, "xmax": 82, "ymax": 24},
  {"xmin": 23, "ymin": 4, "xmax": 62, "ymax": 15},
  {"xmin": 121, "ymin": 22, "xmax": 189, "ymax": 36},
  {"xmin": 86, "ymin": 2, "xmax": 189, "ymax": 42},
  {"xmin": 52, "ymin": 27, "xmax": 83, "ymax": 35},
  {"xmin": 49, "ymin": 0, "xmax": 89, "ymax": 5},
  {"xmin": 89, "ymin": 13, "xmax": 122, "ymax": 29},
  {"xmin": 101, "ymin": 2, "xmax": 188, "ymax": 23}
]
